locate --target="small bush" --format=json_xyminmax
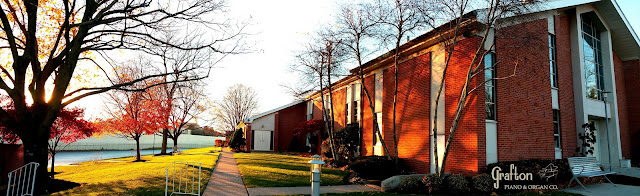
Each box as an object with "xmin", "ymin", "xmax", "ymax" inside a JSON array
[
  {"xmin": 446, "ymin": 174, "xmax": 468, "ymax": 194},
  {"xmin": 349, "ymin": 156, "xmax": 398, "ymax": 180},
  {"xmin": 228, "ymin": 129, "xmax": 245, "ymax": 150},
  {"xmin": 321, "ymin": 139, "xmax": 333, "ymax": 158},
  {"xmin": 422, "ymin": 173, "xmax": 443, "ymax": 194},
  {"xmin": 334, "ymin": 124, "xmax": 360, "ymax": 161},
  {"xmin": 215, "ymin": 139, "xmax": 224, "ymax": 147},
  {"xmin": 288, "ymin": 137, "xmax": 310, "ymax": 152},
  {"xmin": 472, "ymin": 173, "xmax": 493, "ymax": 193},
  {"xmin": 395, "ymin": 177, "xmax": 423, "ymax": 193}
]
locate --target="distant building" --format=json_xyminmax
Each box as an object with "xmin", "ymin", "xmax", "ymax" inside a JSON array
[{"xmin": 236, "ymin": 100, "xmax": 316, "ymax": 153}]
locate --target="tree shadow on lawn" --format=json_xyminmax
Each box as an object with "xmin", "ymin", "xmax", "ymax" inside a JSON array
[{"xmin": 51, "ymin": 176, "xmax": 170, "ymax": 195}]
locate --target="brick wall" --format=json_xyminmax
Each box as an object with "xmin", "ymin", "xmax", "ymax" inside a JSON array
[
  {"xmin": 555, "ymin": 14, "xmax": 578, "ymax": 158},
  {"xmin": 381, "ymin": 52, "xmax": 432, "ymax": 174},
  {"xmin": 276, "ymin": 102, "xmax": 308, "ymax": 152},
  {"xmin": 613, "ymin": 52, "xmax": 631, "ymax": 159},
  {"xmin": 623, "ymin": 59, "xmax": 640, "ymax": 162},
  {"xmin": 361, "ymin": 75, "xmax": 376, "ymax": 156},
  {"xmin": 444, "ymin": 36, "xmax": 485, "ymax": 175},
  {"xmin": 331, "ymin": 88, "xmax": 347, "ymax": 131},
  {"xmin": 244, "ymin": 125, "xmax": 252, "ymax": 152},
  {"xmin": 495, "ymin": 18, "xmax": 554, "ymax": 161}
]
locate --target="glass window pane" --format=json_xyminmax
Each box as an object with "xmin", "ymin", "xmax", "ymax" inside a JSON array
[
  {"xmin": 485, "ymin": 86, "xmax": 493, "ymax": 103},
  {"xmin": 485, "ymin": 103, "xmax": 495, "ymax": 120},
  {"xmin": 583, "ymin": 38, "xmax": 595, "ymax": 60}
]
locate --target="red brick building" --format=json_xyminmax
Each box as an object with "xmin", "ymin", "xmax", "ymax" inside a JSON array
[
  {"xmin": 237, "ymin": 100, "xmax": 319, "ymax": 153},
  {"xmin": 302, "ymin": 0, "xmax": 639, "ymax": 175}
]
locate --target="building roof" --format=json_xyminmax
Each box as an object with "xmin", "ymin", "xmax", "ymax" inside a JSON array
[
  {"xmin": 243, "ymin": 100, "xmax": 306, "ymax": 124},
  {"xmin": 305, "ymin": 0, "xmax": 639, "ymax": 99}
]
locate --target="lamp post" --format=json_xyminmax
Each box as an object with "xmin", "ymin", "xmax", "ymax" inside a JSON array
[
  {"xmin": 308, "ymin": 155, "xmax": 325, "ymax": 196},
  {"xmin": 602, "ymin": 91, "xmax": 612, "ymax": 171}
]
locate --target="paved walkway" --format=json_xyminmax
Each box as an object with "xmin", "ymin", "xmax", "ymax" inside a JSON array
[
  {"xmin": 613, "ymin": 167, "xmax": 640, "ymax": 178},
  {"xmin": 247, "ymin": 185, "xmax": 379, "ymax": 196},
  {"xmin": 203, "ymin": 150, "xmax": 379, "ymax": 196},
  {"xmin": 561, "ymin": 183, "xmax": 640, "ymax": 196},
  {"xmin": 203, "ymin": 151, "xmax": 249, "ymax": 196}
]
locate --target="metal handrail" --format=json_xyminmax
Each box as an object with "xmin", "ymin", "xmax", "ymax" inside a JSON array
[
  {"xmin": 165, "ymin": 161, "xmax": 202, "ymax": 196},
  {"xmin": 6, "ymin": 162, "xmax": 39, "ymax": 196}
]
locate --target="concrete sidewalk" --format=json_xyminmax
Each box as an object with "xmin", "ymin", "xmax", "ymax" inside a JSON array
[
  {"xmin": 203, "ymin": 151, "xmax": 249, "ymax": 196},
  {"xmin": 247, "ymin": 184, "xmax": 379, "ymax": 196},
  {"xmin": 561, "ymin": 183, "xmax": 640, "ymax": 196}
]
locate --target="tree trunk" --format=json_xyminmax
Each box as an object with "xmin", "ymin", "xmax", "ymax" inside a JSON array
[
  {"xmin": 392, "ymin": 52, "xmax": 399, "ymax": 165},
  {"xmin": 22, "ymin": 132, "xmax": 51, "ymax": 194},
  {"xmin": 172, "ymin": 137, "xmax": 178, "ymax": 152},
  {"xmin": 50, "ymin": 152, "xmax": 56, "ymax": 179},
  {"xmin": 161, "ymin": 128, "xmax": 168, "ymax": 154},
  {"xmin": 135, "ymin": 139, "xmax": 141, "ymax": 161}
]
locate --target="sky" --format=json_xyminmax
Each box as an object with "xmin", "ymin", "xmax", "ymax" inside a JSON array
[
  {"xmin": 206, "ymin": 0, "xmax": 640, "ymax": 112},
  {"xmin": 73, "ymin": 0, "xmax": 640, "ymax": 125}
]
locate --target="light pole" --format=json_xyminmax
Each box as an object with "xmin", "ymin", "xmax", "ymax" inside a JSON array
[
  {"xmin": 308, "ymin": 155, "xmax": 325, "ymax": 196},
  {"xmin": 602, "ymin": 91, "xmax": 612, "ymax": 171}
]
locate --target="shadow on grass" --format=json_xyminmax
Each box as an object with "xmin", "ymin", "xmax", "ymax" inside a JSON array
[{"xmin": 51, "ymin": 176, "xmax": 175, "ymax": 195}]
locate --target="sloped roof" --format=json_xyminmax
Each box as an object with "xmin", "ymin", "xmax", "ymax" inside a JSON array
[{"xmin": 243, "ymin": 100, "xmax": 305, "ymax": 124}]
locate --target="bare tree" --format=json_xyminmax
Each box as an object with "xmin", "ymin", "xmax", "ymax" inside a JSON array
[
  {"xmin": 416, "ymin": 0, "xmax": 544, "ymax": 177},
  {"xmin": 165, "ymin": 83, "xmax": 207, "ymax": 152},
  {"xmin": 0, "ymin": 0, "xmax": 246, "ymax": 189},
  {"xmin": 372, "ymin": 0, "xmax": 424, "ymax": 164},
  {"xmin": 151, "ymin": 33, "xmax": 213, "ymax": 154},
  {"xmin": 215, "ymin": 84, "xmax": 259, "ymax": 133},
  {"xmin": 291, "ymin": 28, "xmax": 347, "ymax": 159},
  {"xmin": 335, "ymin": 2, "xmax": 394, "ymax": 160}
]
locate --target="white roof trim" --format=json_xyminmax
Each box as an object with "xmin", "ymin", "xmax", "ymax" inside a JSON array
[
  {"xmin": 244, "ymin": 100, "xmax": 305, "ymax": 123},
  {"xmin": 610, "ymin": 0, "xmax": 640, "ymax": 54}
]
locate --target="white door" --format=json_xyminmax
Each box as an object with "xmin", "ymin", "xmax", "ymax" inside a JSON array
[{"xmin": 253, "ymin": 130, "xmax": 272, "ymax": 151}]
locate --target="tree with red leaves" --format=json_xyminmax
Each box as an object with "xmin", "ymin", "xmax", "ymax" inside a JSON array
[
  {"xmin": 293, "ymin": 119, "xmax": 325, "ymax": 136},
  {"xmin": 98, "ymin": 65, "xmax": 165, "ymax": 161},
  {"xmin": 48, "ymin": 108, "xmax": 94, "ymax": 177}
]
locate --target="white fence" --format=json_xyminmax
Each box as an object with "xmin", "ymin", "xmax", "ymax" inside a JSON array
[
  {"xmin": 5, "ymin": 162, "xmax": 39, "ymax": 196},
  {"xmin": 60, "ymin": 135, "xmax": 225, "ymax": 151},
  {"xmin": 165, "ymin": 161, "xmax": 202, "ymax": 196}
]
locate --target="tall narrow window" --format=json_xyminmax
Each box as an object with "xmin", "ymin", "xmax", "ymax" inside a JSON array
[
  {"xmin": 307, "ymin": 101, "xmax": 314, "ymax": 120},
  {"xmin": 582, "ymin": 15, "xmax": 604, "ymax": 100},
  {"xmin": 553, "ymin": 109, "xmax": 561, "ymax": 149},
  {"xmin": 324, "ymin": 94, "xmax": 332, "ymax": 122},
  {"xmin": 346, "ymin": 86, "xmax": 353, "ymax": 124},
  {"xmin": 549, "ymin": 34, "xmax": 558, "ymax": 88},
  {"xmin": 353, "ymin": 83, "xmax": 361, "ymax": 123},
  {"xmin": 373, "ymin": 73, "xmax": 383, "ymax": 144},
  {"xmin": 485, "ymin": 53, "xmax": 497, "ymax": 120}
]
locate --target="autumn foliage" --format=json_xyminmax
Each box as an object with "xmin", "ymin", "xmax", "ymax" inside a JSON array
[
  {"xmin": 293, "ymin": 119, "xmax": 325, "ymax": 136},
  {"xmin": 48, "ymin": 107, "xmax": 95, "ymax": 176}
]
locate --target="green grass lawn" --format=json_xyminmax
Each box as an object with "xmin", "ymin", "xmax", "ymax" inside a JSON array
[
  {"xmin": 234, "ymin": 152, "xmax": 349, "ymax": 188},
  {"xmin": 50, "ymin": 147, "xmax": 220, "ymax": 195}
]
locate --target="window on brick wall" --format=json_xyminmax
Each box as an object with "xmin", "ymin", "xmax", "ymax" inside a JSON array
[
  {"xmin": 485, "ymin": 52, "xmax": 497, "ymax": 120},
  {"xmin": 582, "ymin": 14, "xmax": 605, "ymax": 100},
  {"xmin": 324, "ymin": 94, "xmax": 332, "ymax": 121},
  {"xmin": 549, "ymin": 34, "xmax": 558, "ymax": 88},
  {"xmin": 553, "ymin": 109, "xmax": 561, "ymax": 149},
  {"xmin": 307, "ymin": 101, "xmax": 314, "ymax": 120},
  {"xmin": 346, "ymin": 86, "xmax": 352, "ymax": 124},
  {"xmin": 354, "ymin": 83, "xmax": 361, "ymax": 123},
  {"xmin": 373, "ymin": 73, "xmax": 383, "ymax": 143}
]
